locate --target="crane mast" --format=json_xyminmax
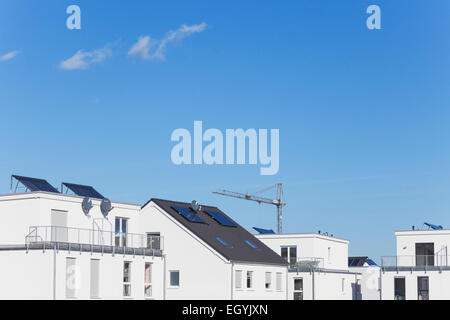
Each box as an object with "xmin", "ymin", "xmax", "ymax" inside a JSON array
[{"xmin": 212, "ymin": 183, "xmax": 286, "ymax": 233}]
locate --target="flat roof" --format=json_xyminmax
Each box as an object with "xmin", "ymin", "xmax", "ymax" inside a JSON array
[
  {"xmin": 254, "ymin": 232, "xmax": 349, "ymax": 243},
  {"xmin": 0, "ymin": 191, "xmax": 141, "ymax": 208}
]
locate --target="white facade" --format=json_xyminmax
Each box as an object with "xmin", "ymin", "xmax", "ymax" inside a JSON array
[
  {"xmin": 256, "ymin": 233, "xmax": 360, "ymax": 300},
  {"xmin": 0, "ymin": 191, "xmax": 165, "ymax": 300},
  {"xmin": 141, "ymin": 201, "xmax": 288, "ymax": 300},
  {"xmin": 348, "ymin": 264, "xmax": 381, "ymax": 300},
  {"xmin": 380, "ymin": 229, "xmax": 450, "ymax": 300}
]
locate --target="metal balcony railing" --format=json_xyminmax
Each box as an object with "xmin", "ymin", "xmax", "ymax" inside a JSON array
[
  {"xmin": 25, "ymin": 226, "xmax": 163, "ymax": 251},
  {"xmin": 381, "ymin": 255, "xmax": 449, "ymax": 268},
  {"xmin": 289, "ymin": 257, "xmax": 325, "ymax": 269}
]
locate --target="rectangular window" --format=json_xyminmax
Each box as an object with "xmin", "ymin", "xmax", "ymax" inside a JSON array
[
  {"xmin": 144, "ymin": 263, "xmax": 152, "ymax": 298},
  {"xmin": 66, "ymin": 257, "xmax": 78, "ymax": 299},
  {"xmin": 51, "ymin": 210, "xmax": 68, "ymax": 242},
  {"xmin": 265, "ymin": 272, "xmax": 272, "ymax": 289},
  {"xmin": 415, "ymin": 243, "xmax": 434, "ymax": 266},
  {"xmin": 394, "ymin": 277, "xmax": 406, "ymax": 300},
  {"xmin": 147, "ymin": 232, "xmax": 161, "ymax": 250},
  {"xmin": 281, "ymin": 246, "xmax": 297, "ymax": 265},
  {"xmin": 418, "ymin": 277, "xmax": 429, "ymax": 300},
  {"xmin": 123, "ymin": 261, "xmax": 132, "ymax": 297},
  {"xmin": 293, "ymin": 278, "xmax": 303, "ymax": 300},
  {"xmin": 170, "ymin": 271, "xmax": 180, "ymax": 287},
  {"xmin": 247, "ymin": 271, "xmax": 253, "ymax": 289},
  {"xmin": 276, "ymin": 272, "xmax": 282, "ymax": 291},
  {"xmin": 90, "ymin": 259, "xmax": 100, "ymax": 299},
  {"xmin": 115, "ymin": 217, "xmax": 128, "ymax": 247},
  {"xmin": 235, "ymin": 270, "xmax": 242, "ymax": 289}
]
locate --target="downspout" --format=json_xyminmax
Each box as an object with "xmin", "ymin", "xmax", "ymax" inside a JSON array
[
  {"xmin": 379, "ymin": 267, "xmax": 382, "ymax": 300},
  {"xmin": 53, "ymin": 244, "xmax": 57, "ymax": 300},
  {"xmin": 312, "ymin": 269, "xmax": 315, "ymax": 300},
  {"xmin": 230, "ymin": 262, "xmax": 234, "ymax": 300},
  {"xmin": 163, "ymin": 254, "xmax": 167, "ymax": 300},
  {"xmin": 285, "ymin": 265, "xmax": 288, "ymax": 300}
]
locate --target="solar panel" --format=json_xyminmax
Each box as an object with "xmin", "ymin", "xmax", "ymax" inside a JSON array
[
  {"xmin": 204, "ymin": 210, "xmax": 237, "ymax": 227},
  {"xmin": 216, "ymin": 236, "xmax": 232, "ymax": 248},
  {"xmin": 366, "ymin": 258, "xmax": 378, "ymax": 266},
  {"xmin": 12, "ymin": 175, "xmax": 59, "ymax": 193},
  {"xmin": 62, "ymin": 182, "xmax": 104, "ymax": 199},
  {"xmin": 245, "ymin": 239, "xmax": 259, "ymax": 249},
  {"xmin": 253, "ymin": 227, "xmax": 275, "ymax": 234},
  {"xmin": 172, "ymin": 206, "xmax": 205, "ymax": 224}
]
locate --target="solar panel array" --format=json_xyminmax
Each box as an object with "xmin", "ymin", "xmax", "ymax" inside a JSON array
[
  {"xmin": 204, "ymin": 210, "xmax": 237, "ymax": 227},
  {"xmin": 12, "ymin": 175, "xmax": 59, "ymax": 193},
  {"xmin": 253, "ymin": 227, "xmax": 275, "ymax": 234},
  {"xmin": 62, "ymin": 182, "xmax": 104, "ymax": 199},
  {"xmin": 172, "ymin": 206, "xmax": 205, "ymax": 224}
]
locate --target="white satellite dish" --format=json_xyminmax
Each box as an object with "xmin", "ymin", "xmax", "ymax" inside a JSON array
[
  {"xmin": 82, "ymin": 197, "xmax": 93, "ymax": 216},
  {"xmin": 191, "ymin": 200, "xmax": 200, "ymax": 212},
  {"xmin": 100, "ymin": 198, "xmax": 113, "ymax": 217}
]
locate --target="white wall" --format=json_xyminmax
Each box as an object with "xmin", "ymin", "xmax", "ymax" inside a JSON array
[
  {"xmin": 381, "ymin": 270, "xmax": 450, "ymax": 300},
  {"xmin": 256, "ymin": 233, "xmax": 350, "ymax": 270},
  {"xmin": 233, "ymin": 263, "xmax": 287, "ymax": 300},
  {"xmin": 0, "ymin": 249, "xmax": 164, "ymax": 300},
  {"xmin": 395, "ymin": 230, "xmax": 450, "ymax": 266}
]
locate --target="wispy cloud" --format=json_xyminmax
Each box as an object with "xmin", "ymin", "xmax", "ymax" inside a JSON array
[
  {"xmin": 0, "ymin": 50, "xmax": 20, "ymax": 62},
  {"xmin": 128, "ymin": 22, "xmax": 207, "ymax": 61},
  {"xmin": 59, "ymin": 45, "xmax": 112, "ymax": 70}
]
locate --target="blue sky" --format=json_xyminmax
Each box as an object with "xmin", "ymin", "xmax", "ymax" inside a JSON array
[{"xmin": 0, "ymin": 0, "xmax": 449, "ymax": 261}]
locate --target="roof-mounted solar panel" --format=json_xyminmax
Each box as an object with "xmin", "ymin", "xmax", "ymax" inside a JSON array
[
  {"xmin": 253, "ymin": 227, "xmax": 275, "ymax": 234},
  {"xmin": 245, "ymin": 239, "xmax": 259, "ymax": 249},
  {"xmin": 424, "ymin": 222, "xmax": 443, "ymax": 230},
  {"xmin": 172, "ymin": 206, "xmax": 205, "ymax": 224},
  {"xmin": 11, "ymin": 175, "xmax": 59, "ymax": 193},
  {"xmin": 204, "ymin": 210, "xmax": 237, "ymax": 227},
  {"xmin": 62, "ymin": 182, "xmax": 104, "ymax": 199},
  {"xmin": 216, "ymin": 236, "xmax": 232, "ymax": 248}
]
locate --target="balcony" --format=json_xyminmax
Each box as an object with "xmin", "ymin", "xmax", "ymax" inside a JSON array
[
  {"xmin": 289, "ymin": 257, "xmax": 325, "ymax": 270},
  {"xmin": 381, "ymin": 255, "xmax": 450, "ymax": 269},
  {"xmin": 25, "ymin": 226, "xmax": 163, "ymax": 256}
]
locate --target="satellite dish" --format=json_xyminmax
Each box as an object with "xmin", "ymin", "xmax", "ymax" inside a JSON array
[
  {"xmin": 100, "ymin": 198, "xmax": 113, "ymax": 217},
  {"xmin": 81, "ymin": 197, "xmax": 93, "ymax": 215},
  {"xmin": 191, "ymin": 200, "xmax": 200, "ymax": 212}
]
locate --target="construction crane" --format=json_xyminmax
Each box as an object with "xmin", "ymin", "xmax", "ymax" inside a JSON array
[{"xmin": 213, "ymin": 183, "xmax": 286, "ymax": 233}]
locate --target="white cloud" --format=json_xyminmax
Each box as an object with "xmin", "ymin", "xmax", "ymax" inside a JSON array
[
  {"xmin": 128, "ymin": 22, "xmax": 207, "ymax": 61},
  {"xmin": 0, "ymin": 50, "xmax": 20, "ymax": 62},
  {"xmin": 59, "ymin": 46, "xmax": 112, "ymax": 70}
]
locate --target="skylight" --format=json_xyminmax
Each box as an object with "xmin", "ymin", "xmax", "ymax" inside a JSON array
[{"xmin": 245, "ymin": 240, "xmax": 259, "ymax": 249}]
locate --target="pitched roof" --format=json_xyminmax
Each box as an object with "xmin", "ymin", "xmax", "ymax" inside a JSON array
[{"xmin": 146, "ymin": 198, "xmax": 287, "ymax": 266}]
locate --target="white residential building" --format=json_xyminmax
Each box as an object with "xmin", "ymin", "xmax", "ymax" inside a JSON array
[
  {"xmin": 0, "ymin": 175, "xmax": 288, "ymax": 300},
  {"xmin": 0, "ymin": 176, "xmax": 165, "ymax": 300},
  {"xmin": 141, "ymin": 199, "xmax": 288, "ymax": 300},
  {"xmin": 380, "ymin": 225, "xmax": 450, "ymax": 300},
  {"xmin": 256, "ymin": 232, "xmax": 361, "ymax": 300}
]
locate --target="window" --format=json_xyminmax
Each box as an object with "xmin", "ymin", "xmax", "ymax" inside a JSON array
[
  {"xmin": 418, "ymin": 277, "xmax": 429, "ymax": 300},
  {"xmin": 265, "ymin": 272, "xmax": 272, "ymax": 289},
  {"xmin": 170, "ymin": 271, "xmax": 180, "ymax": 287},
  {"xmin": 115, "ymin": 217, "xmax": 128, "ymax": 247},
  {"xmin": 415, "ymin": 243, "xmax": 434, "ymax": 266},
  {"xmin": 394, "ymin": 277, "xmax": 406, "ymax": 300},
  {"xmin": 147, "ymin": 232, "xmax": 161, "ymax": 250},
  {"xmin": 245, "ymin": 240, "xmax": 259, "ymax": 249},
  {"xmin": 247, "ymin": 271, "xmax": 253, "ymax": 289},
  {"xmin": 66, "ymin": 258, "xmax": 78, "ymax": 299},
  {"xmin": 123, "ymin": 261, "xmax": 132, "ymax": 297},
  {"xmin": 276, "ymin": 272, "xmax": 282, "ymax": 291},
  {"xmin": 51, "ymin": 210, "xmax": 68, "ymax": 242},
  {"xmin": 281, "ymin": 246, "xmax": 297, "ymax": 265},
  {"xmin": 90, "ymin": 259, "xmax": 100, "ymax": 299},
  {"xmin": 216, "ymin": 236, "xmax": 232, "ymax": 248},
  {"xmin": 144, "ymin": 263, "xmax": 152, "ymax": 298},
  {"xmin": 293, "ymin": 278, "xmax": 303, "ymax": 300},
  {"xmin": 235, "ymin": 270, "xmax": 243, "ymax": 289}
]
